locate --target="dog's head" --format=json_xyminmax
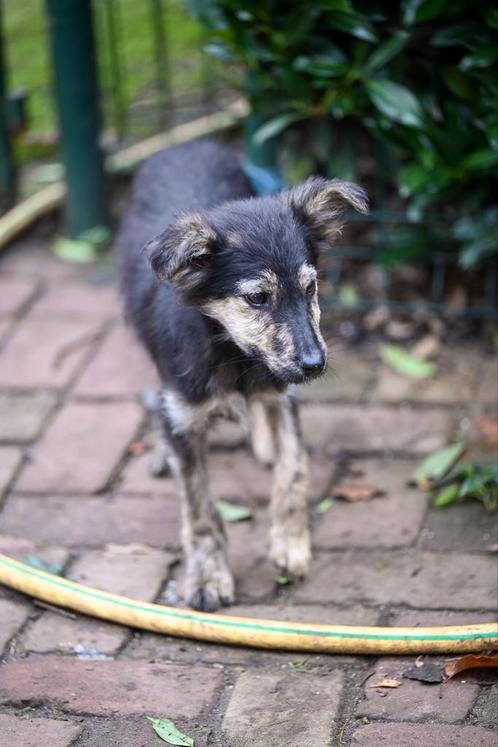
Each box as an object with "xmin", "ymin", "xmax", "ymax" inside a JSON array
[{"xmin": 144, "ymin": 176, "xmax": 368, "ymax": 385}]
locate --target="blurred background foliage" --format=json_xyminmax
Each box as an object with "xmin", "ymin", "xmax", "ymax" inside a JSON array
[{"xmin": 189, "ymin": 0, "xmax": 498, "ymax": 268}]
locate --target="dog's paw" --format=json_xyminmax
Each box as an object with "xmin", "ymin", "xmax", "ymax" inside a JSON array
[
  {"xmin": 185, "ymin": 549, "xmax": 235, "ymax": 612},
  {"xmin": 269, "ymin": 527, "xmax": 311, "ymax": 577}
]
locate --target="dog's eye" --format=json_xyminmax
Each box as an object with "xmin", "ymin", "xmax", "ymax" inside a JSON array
[
  {"xmin": 244, "ymin": 292, "xmax": 269, "ymax": 307},
  {"xmin": 306, "ymin": 280, "xmax": 317, "ymax": 297}
]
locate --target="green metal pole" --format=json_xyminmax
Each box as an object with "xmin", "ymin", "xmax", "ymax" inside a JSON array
[
  {"xmin": 45, "ymin": 0, "xmax": 108, "ymax": 237},
  {"xmin": 0, "ymin": 0, "xmax": 16, "ymax": 208}
]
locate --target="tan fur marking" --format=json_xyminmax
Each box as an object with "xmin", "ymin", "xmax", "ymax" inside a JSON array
[
  {"xmin": 269, "ymin": 396, "xmax": 311, "ymax": 576},
  {"xmin": 236, "ymin": 269, "xmax": 280, "ymax": 299},
  {"xmin": 202, "ymin": 297, "xmax": 297, "ymax": 375},
  {"xmin": 298, "ymin": 262, "xmax": 317, "ymax": 291}
]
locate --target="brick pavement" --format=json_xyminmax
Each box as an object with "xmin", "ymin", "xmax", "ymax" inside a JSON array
[{"xmin": 0, "ymin": 237, "xmax": 496, "ymax": 746}]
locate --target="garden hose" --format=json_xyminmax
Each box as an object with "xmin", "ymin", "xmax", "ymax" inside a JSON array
[{"xmin": 0, "ymin": 553, "xmax": 496, "ymax": 655}]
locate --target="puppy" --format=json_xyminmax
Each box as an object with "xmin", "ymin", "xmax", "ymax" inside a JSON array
[{"xmin": 118, "ymin": 139, "xmax": 368, "ymax": 611}]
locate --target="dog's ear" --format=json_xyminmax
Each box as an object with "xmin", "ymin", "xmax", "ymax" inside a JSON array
[
  {"xmin": 143, "ymin": 212, "xmax": 218, "ymax": 288},
  {"xmin": 285, "ymin": 177, "xmax": 369, "ymax": 252}
]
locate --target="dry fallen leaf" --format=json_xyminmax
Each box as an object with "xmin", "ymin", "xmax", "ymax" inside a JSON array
[
  {"xmin": 330, "ymin": 483, "xmax": 384, "ymax": 502},
  {"xmin": 129, "ymin": 440, "xmax": 147, "ymax": 456},
  {"xmin": 368, "ymin": 678, "xmax": 401, "ymax": 689},
  {"xmin": 403, "ymin": 660, "xmax": 444, "ymax": 683},
  {"xmin": 444, "ymin": 653, "xmax": 498, "ymax": 680},
  {"xmin": 472, "ymin": 416, "xmax": 498, "ymax": 446}
]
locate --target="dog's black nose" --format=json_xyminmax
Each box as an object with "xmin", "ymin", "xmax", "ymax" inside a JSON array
[{"xmin": 302, "ymin": 350, "xmax": 326, "ymax": 375}]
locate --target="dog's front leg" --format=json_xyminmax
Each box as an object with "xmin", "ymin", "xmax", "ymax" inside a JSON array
[
  {"xmin": 269, "ymin": 395, "xmax": 311, "ymax": 577},
  {"xmin": 160, "ymin": 398, "xmax": 234, "ymax": 611}
]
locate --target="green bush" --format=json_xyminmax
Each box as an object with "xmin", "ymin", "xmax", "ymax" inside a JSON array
[{"xmin": 189, "ymin": 0, "xmax": 498, "ymax": 266}]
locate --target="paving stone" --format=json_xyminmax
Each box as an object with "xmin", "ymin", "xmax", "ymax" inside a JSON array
[
  {"xmin": 0, "ymin": 391, "xmax": 56, "ymax": 442},
  {"xmin": 0, "ymin": 318, "xmax": 11, "ymax": 344},
  {"xmin": 222, "ymin": 670, "xmax": 343, "ymax": 746},
  {"xmin": 125, "ymin": 604, "xmax": 380, "ymax": 667},
  {"xmin": 314, "ymin": 459, "xmax": 427, "ymax": 549},
  {"xmin": 0, "ymin": 658, "xmax": 223, "ymax": 717},
  {"xmin": 351, "ymin": 723, "xmax": 496, "ymax": 747},
  {"xmin": 0, "ymin": 277, "xmax": 38, "ymax": 316},
  {"xmin": 301, "ymin": 404, "xmax": 452, "ymax": 455},
  {"xmin": 121, "ymin": 446, "xmax": 334, "ymax": 503},
  {"xmin": 31, "ymin": 281, "xmax": 119, "ymax": 319},
  {"xmin": 300, "ymin": 345, "xmax": 375, "ymax": 402},
  {"xmin": 373, "ymin": 350, "xmax": 479, "ymax": 404},
  {"xmin": 295, "ymin": 550, "xmax": 496, "ymax": 609},
  {"xmin": 0, "ymin": 598, "xmax": 31, "ymax": 652},
  {"xmin": 0, "ymin": 495, "xmax": 181, "ymax": 549},
  {"xmin": 0, "ymin": 714, "xmax": 82, "ymax": 747},
  {"xmin": 75, "ymin": 717, "xmax": 180, "ymax": 747},
  {"xmin": 15, "ymin": 401, "xmax": 143, "ymax": 493},
  {"xmin": 0, "ymin": 317, "xmax": 102, "ymax": 389},
  {"xmin": 355, "ymin": 656, "xmax": 479, "ymax": 722},
  {"xmin": 74, "ymin": 324, "xmax": 158, "ymax": 398},
  {"xmin": 476, "ymin": 357, "xmax": 498, "ymax": 407},
  {"xmin": 208, "ymin": 419, "xmax": 247, "ymax": 449},
  {"xmin": 471, "ymin": 685, "xmax": 498, "ymax": 729},
  {"xmin": 0, "ymin": 538, "xmax": 68, "ymax": 569},
  {"xmin": 421, "ymin": 501, "xmax": 497, "ymax": 553},
  {"xmin": 0, "ymin": 445, "xmax": 23, "ymax": 496},
  {"xmin": 227, "ymin": 517, "xmax": 279, "ymax": 602},
  {"xmin": 391, "ymin": 609, "xmax": 498, "ymax": 628},
  {"xmin": 24, "ymin": 546, "xmax": 174, "ymax": 654}
]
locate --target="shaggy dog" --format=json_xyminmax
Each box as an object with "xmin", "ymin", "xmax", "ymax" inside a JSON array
[{"xmin": 118, "ymin": 139, "xmax": 368, "ymax": 611}]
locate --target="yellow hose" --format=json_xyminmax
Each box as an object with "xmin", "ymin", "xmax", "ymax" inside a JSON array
[{"xmin": 1, "ymin": 553, "xmax": 496, "ymax": 654}]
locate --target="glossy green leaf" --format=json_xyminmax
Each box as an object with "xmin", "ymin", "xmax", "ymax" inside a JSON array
[
  {"xmin": 381, "ymin": 345, "xmax": 437, "ymax": 379},
  {"xmin": 330, "ymin": 12, "xmax": 378, "ymax": 43},
  {"xmin": 216, "ymin": 500, "xmax": 253, "ymax": 522},
  {"xmin": 365, "ymin": 32, "xmax": 408, "ymax": 72},
  {"xmin": 52, "ymin": 237, "xmax": 99, "ymax": 264},
  {"xmin": 409, "ymin": 443, "xmax": 465, "ymax": 487},
  {"xmin": 147, "ymin": 717, "xmax": 194, "ymax": 746},
  {"xmin": 252, "ymin": 112, "xmax": 305, "ymax": 146},
  {"xmin": 433, "ymin": 483, "xmax": 460, "ymax": 508},
  {"xmin": 316, "ymin": 497, "xmax": 335, "ymax": 514},
  {"xmin": 366, "ymin": 80, "xmax": 423, "ymax": 127}
]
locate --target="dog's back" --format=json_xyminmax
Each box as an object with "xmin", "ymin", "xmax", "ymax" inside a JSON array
[{"xmin": 118, "ymin": 139, "xmax": 253, "ymax": 395}]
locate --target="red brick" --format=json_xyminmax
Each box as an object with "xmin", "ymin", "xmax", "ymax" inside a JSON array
[
  {"xmin": 0, "ymin": 495, "xmax": 181, "ymax": 548},
  {"xmin": 300, "ymin": 345, "xmax": 375, "ymax": 402},
  {"xmin": 121, "ymin": 446, "xmax": 333, "ymax": 502},
  {"xmin": 0, "ymin": 319, "xmax": 11, "ymax": 344},
  {"xmin": 227, "ymin": 517, "xmax": 278, "ymax": 602},
  {"xmin": 15, "ymin": 401, "xmax": 143, "ymax": 493},
  {"xmin": 74, "ymin": 324, "xmax": 158, "ymax": 398},
  {"xmin": 0, "ymin": 277, "xmax": 38, "ymax": 316},
  {"xmin": 476, "ymin": 357, "xmax": 498, "ymax": 406},
  {"xmin": 295, "ymin": 550, "xmax": 496, "ymax": 609},
  {"xmin": 0, "ymin": 317, "xmax": 103, "ymax": 389},
  {"xmin": 355, "ymin": 656, "xmax": 479, "ymax": 722},
  {"xmin": 351, "ymin": 723, "xmax": 496, "ymax": 747},
  {"xmin": 0, "ymin": 714, "xmax": 82, "ymax": 747},
  {"xmin": 31, "ymin": 281, "xmax": 119, "ymax": 319},
  {"xmin": 75, "ymin": 718, "xmax": 176, "ymax": 747},
  {"xmin": 0, "ymin": 445, "xmax": 23, "ymax": 496},
  {"xmin": 0, "ymin": 658, "xmax": 223, "ymax": 717},
  {"xmin": 421, "ymin": 501, "xmax": 497, "ymax": 553},
  {"xmin": 0, "ymin": 391, "xmax": 56, "ymax": 442},
  {"xmin": 23, "ymin": 545, "xmax": 175, "ymax": 654},
  {"xmin": 222, "ymin": 670, "xmax": 343, "ymax": 746},
  {"xmin": 314, "ymin": 459, "xmax": 427, "ymax": 549},
  {"xmin": 301, "ymin": 404, "xmax": 452, "ymax": 454},
  {"xmin": 0, "ymin": 599, "xmax": 31, "ymax": 652},
  {"xmin": 373, "ymin": 349, "xmax": 479, "ymax": 404}
]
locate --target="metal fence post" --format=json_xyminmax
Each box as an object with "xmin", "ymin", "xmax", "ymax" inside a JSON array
[
  {"xmin": 0, "ymin": 0, "xmax": 16, "ymax": 208},
  {"xmin": 45, "ymin": 0, "xmax": 109, "ymax": 237}
]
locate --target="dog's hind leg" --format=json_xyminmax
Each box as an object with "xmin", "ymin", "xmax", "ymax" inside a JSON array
[
  {"xmin": 159, "ymin": 392, "xmax": 234, "ymax": 612},
  {"xmin": 269, "ymin": 394, "xmax": 311, "ymax": 577},
  {"xmin": 249, "ymin": 399, "xmax": 276, "ymax": 467}
]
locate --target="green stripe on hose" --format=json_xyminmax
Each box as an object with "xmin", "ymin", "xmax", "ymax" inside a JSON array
[{"xmin": 0, "ymin": 554, "xmax": 496, "ymax": 642}]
